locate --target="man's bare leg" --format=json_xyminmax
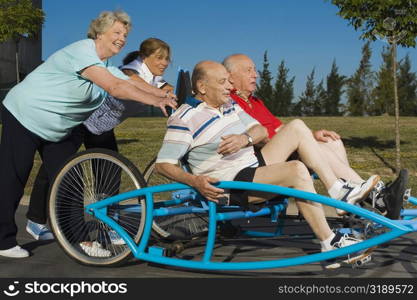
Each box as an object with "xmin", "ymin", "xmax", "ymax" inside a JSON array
[
  {"xmin": 261, "ymin": 119, "xmax": 338, "ymax": 190},
  {"xmin": 250, "ymin": 160, "xmax": 333, "ymax": 241},
  {"xmin": 319, "ymin": 140, "xmax": 363, "ymax": 182},
  {"xmin": 249, "ymin": 160, "xmax": 373, "ymax": 268},
  {"xmin": 321, "ymin": 139, "xmax": 350, "ymax": 165},
  {"xmin": 259, "ymin": 119, "xmax": 379, "ymax": 216}
]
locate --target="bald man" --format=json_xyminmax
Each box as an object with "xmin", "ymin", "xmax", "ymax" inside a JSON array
[
  {"xmin": 223, "ymin": 54, "xmax": 407, "ymax": 220},
  {"xmin": 155, "ymin": 60, "xmax": 377, "ymax": 268}
]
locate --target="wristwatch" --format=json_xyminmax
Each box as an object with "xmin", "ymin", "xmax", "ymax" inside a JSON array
[{"xmin": 243, "ymin": 132, "xmax": 253, "ymax": 146}]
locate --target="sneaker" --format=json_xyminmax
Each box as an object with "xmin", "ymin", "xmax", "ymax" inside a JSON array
[
  {"xmin": 382, "ymin": 169, "xmax": 409, "ymax": 220},
  {"xmin": 0, "ymin": 245, "xmax": 29, "ymax": 258},
  {"xmin": 403, "ymin": 188, "xmax": 412, "ymax": 202},
  {"xmin": 335, "ymin": 175, "xmax": 381, "ymax": 215},
  {"xmin": 26, "ymin": 220, "xmax": 54, "ymax": 241},
  {"xmin": 363, "ymin": 180, "xmax": 387, "ymax": 215},
  {"xmin": 323, "ymin": 232, "xmax": 373, "ymax": 269},
  {"xmin": 79, "ymin": 241, "xmax": 111, "ymax": 257},
  {"xmin": 108, "ymin": 230, "xmax": 125, "ymax": 245}
]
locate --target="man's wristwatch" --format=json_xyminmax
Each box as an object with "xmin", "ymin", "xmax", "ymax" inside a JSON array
[{"xmin": 243, "ymin": 132, "xmax": 253, "ymax": 146}]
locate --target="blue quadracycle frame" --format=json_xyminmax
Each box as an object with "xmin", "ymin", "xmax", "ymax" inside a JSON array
[{"xmin": 84, "ymin": 181, "xmax": 417, "ymax": 271}]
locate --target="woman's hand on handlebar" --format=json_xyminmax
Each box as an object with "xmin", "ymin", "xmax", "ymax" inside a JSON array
[{"xmin": 157, "ymin": 97, "xmax": 177, "ymax": 116}]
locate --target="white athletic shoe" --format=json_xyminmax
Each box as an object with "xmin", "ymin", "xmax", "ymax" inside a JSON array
[
  {"xmin": 79, "ymin": 241, "xmax": 111, "ymax": 257},
  {"xmin": 0, "ymin": 245, "xmax": 29, "ymax": 258},
  {"xmin": 334, "ymin": 175, "xmax": 380, "ymax": 215},
  {"xmin": 322, "ymin": 233, "xmax": 373, "ymax": 269}
]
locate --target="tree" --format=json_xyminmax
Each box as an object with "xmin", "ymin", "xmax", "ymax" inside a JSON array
[
  {"xmin": 315, "ymin": 80, "xmax": 327, "ymax": 115},
  {"xmin": 291, "ymin": 98, "xmax": 303, "ymax": 116},
  {"xmin": 346, "ymin": 41, "xmax": 374, "ymax": 116},
  {"xmin": 331, "ymin": 0, "xmax": 417, "ymax": 172},
  {"xmin": 371, "ymin": 46, "xmax": 395, "ymax": 115},
  {"xmin": 255, "ymin": 51, "xmax": 273, "ymax": 111},
  {"xmin": 325, "ymin": 60, "xmax": 345, "ymax": 115},
  {"xmin": 272, "ymin": 60, "xmax": 295, "ymax": 116},
  {"xmin": 297, "ymin": 68, "xmax": 316, "ymax": 116},
  {"xmin": 398, "ymin": 54, "xmax": 417, "ymax": 115},
  {"xmin": 0, "ymin": 0, "xmax": 44, "ymax": 83}
]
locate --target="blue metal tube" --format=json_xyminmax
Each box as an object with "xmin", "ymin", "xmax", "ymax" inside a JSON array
[
  {"xmin": 241, "ymin": 231, "xmax": 280, "ymax": 238},
  {"xmin": 408, "ymin": 196, "xmax": 417, "ymax": 206},
  {"xmin": 154, "ymin": 198, "xmax": 185, "ymax": 208},
  {"xmin": 216, "ymin": 204, "xmax": 286, "ymax": 221},
  {"xmin": 131, "ymin": 229, "xmax": 406, "ymax": 270},
  {"xmin": 214, "ymin": 182, "xmax": 411, "ymax": 232},
  {"xmin": 401, "ymin": 209, "xmax": 417, "ymax": 217},
  {"xmin": 87, "ymin": 181, "xmax": 410, "ymax": 232},
  {"xmin": 137, "ymin": 192, "xmax": 154, "ymax": 254},
  {"xmin": 87, "ymin": 181, "xmax": 415, "ymax": 236},
  {"xmin": 203, "ymin": 201, "xmax": 218, "ymax": 262},
  {"xmin": 86, "ymin": 181, "xmax": 417, "ymax": 271},
  {"xmin": 153, "ymin": 206, "xmax": 207, "ymax": 217},
  {"xmin": 92, "ymin": 207, "xmax": 411, "ymax": 270},
  {"xmin": 396, "ymin": 219, "xmax": 417, "ymax": 230},
  {"xmin": 93, "ymin": 209, "xmax": 139, "ymax": 257},
  {"xmin": 87, "ymin": 181, "xmax": 415, "ymax": 234}
]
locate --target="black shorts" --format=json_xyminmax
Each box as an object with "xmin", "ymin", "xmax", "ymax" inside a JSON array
[{"xmin": 229, "ymin": 148, "xmax": 266, "ymax": 207}]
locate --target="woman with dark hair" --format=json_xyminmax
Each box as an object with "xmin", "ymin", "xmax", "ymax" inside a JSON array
[
  {"xmin": 25, "ymin": 38, "xmax": 175, "ymax": 252},
  {"xmin": 81, "ymin": 38, "xmax": 174, "ymax": 150},
  {"xmin": 83, "ymin": 38, "xmax": 174, "ymax": 139}
]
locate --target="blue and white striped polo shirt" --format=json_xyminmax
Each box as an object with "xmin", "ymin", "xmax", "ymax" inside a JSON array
[{"xmin": 156, "ymin": 98, "xmax": 260, "ymax": 181}]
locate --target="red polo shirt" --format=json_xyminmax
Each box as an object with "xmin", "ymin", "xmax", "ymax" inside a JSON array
[{"xmin": 230, "ymin": 90, "xmax": 282, "ymax": 138}]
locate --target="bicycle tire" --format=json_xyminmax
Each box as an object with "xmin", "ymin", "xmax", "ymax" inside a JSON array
[{"xmin": 48, "ymin": 148, "xmax": 146, "ymax": 266}]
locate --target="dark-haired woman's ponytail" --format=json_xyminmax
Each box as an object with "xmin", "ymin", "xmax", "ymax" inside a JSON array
[{"xmin": 122, "ymin": 51, "xmax": 140, "ymax": 65}]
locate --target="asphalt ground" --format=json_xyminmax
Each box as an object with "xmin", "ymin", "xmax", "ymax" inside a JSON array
[{"xmin": 0, "ymin": 201, "xmax": 416, "ymax": 279}]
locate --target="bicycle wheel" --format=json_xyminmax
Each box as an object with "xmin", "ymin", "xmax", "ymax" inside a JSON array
[
  {"xmin": 49, "ymin": 148, "xmax": 147, "ymax": 266},
  {"xmin": 144, "ymin": 157, "xmax": 208, "ymax": 240}
]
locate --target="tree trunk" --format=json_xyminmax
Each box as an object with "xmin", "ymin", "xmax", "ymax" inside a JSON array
[
  {"xmin": 15, "ymin": 39, "xmax": 20, "ymax": 83},
  {"xmin": 392, "ymin": 42, "xmax": 401, "ymax": 174}
]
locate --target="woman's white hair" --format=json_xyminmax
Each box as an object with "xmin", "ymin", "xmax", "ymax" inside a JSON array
[{"xmin": 87, "ymin": 10, "xmax": 131, "ymax": 39}]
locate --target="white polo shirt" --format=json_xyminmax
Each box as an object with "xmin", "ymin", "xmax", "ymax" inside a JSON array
[
  {"xmin": 156, "ymin": 98, "xmax": 260, "ymax": 181},
  {"xmin": 122, "ymin": 58, "xmax": 166, "ymax": 88}
]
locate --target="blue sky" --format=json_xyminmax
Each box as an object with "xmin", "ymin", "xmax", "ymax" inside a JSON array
[{"xmin": 42, "ymin": 0, "xmax": 417, "ymax": 99}]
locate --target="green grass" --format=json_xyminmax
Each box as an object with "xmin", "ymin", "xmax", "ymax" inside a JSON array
[{"xmin": 1, "ymin": 116, "xmax": 417, "ymax": 199}]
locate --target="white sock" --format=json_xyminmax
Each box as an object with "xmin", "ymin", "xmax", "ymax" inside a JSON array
[
  {"xmin": 375, "ymin": 197, "xmax": 386, "ymax": 207},
  {"xmin": 328, "ymin": 179, "xmax": 344, "ymax": 199},
  {"xmin": 320, "ymin": 232, "xmax": 336, "ymax": 252}
]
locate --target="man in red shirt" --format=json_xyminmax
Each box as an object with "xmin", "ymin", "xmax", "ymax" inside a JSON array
[{"xmin": 222, "ymin": 53, "xmax": 407, "ymax": 219}]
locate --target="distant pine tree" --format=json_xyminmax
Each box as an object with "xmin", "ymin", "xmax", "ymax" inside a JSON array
[
  {"xmin": 314, "ymin": 80, "xmax": 327, "ymax": 116},
  {"xmin": 291, "ymin": 99, "xmax": 302, "ymax": 116},
  {"xmin": 325, "ymin": 60, "xmax": 345, "ymax": 115},
  {"xmin": 297, "ymin": 68, "xmax": 316, "ymax": 116},
  {"xmin": 255, "ymin": 51, "xmax": 273, "ymax": 110},
  {"xmin": 371, "ymin": 46, "xmax": 395, "ymax": 115},
  {"xmin": 346, "ymin": 41, "xmax": 374, "ymax": 116},
  {"xmin": 398, "ymin": 54, "xmax": 417, "ymax": 116},
  {"xmin": 272, "ymin": 60, "xmax": 295, "ymax": 116}
]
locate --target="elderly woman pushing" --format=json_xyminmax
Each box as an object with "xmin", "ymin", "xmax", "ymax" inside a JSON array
[{"xmin": 0, "ymin": 10, "xmax": 176, "ymax": 258}]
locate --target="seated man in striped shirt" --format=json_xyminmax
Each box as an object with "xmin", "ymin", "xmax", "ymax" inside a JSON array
[{"xmin": 155, "ymin": 60, "xmax": 379, "ymax": 266}]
